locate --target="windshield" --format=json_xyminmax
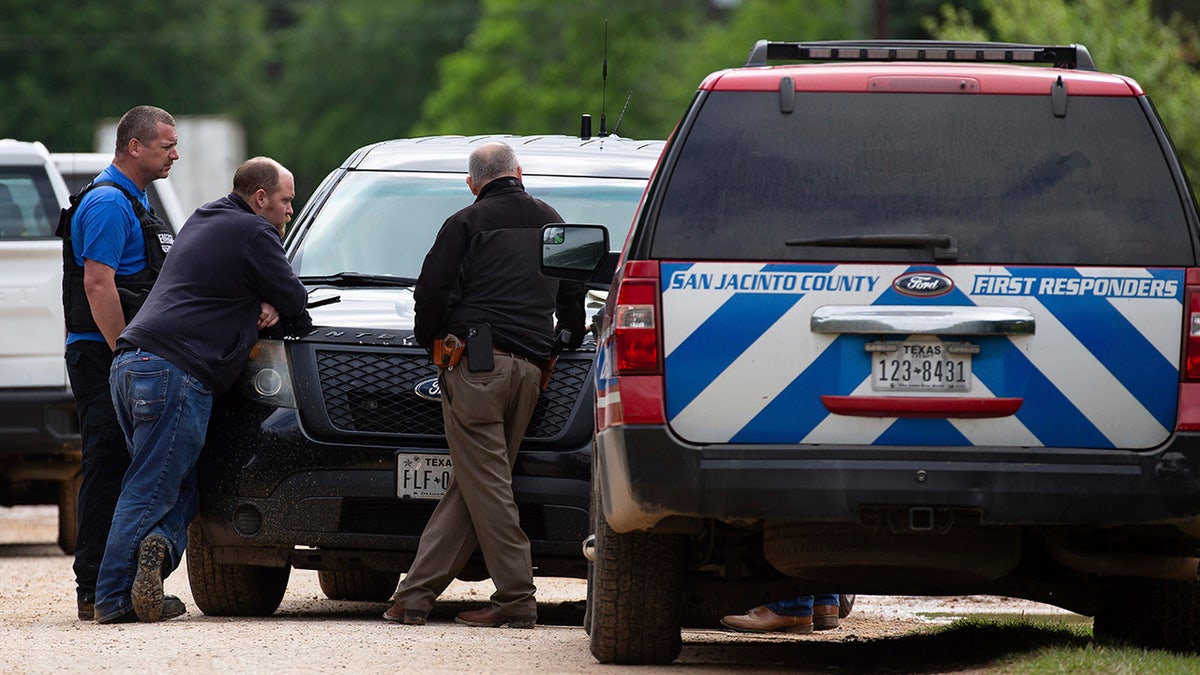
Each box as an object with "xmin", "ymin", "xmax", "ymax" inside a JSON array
[{"xmin": 291, "ymin": 171, "xmax": 646, "ymax": 278}]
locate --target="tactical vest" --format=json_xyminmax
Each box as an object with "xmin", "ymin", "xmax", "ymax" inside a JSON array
[{"xmin": 56, "ymin": 181, "xmax": 175, "ymax": 334}]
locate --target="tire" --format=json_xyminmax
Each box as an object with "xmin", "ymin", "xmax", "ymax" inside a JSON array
[
  {"xmin": 318, "ymin": 569, "xmax": 400, "ymax": 601},
  {"xmin": 583, "ymin": 481, "xmax": 598, "ymax": 636},
  {"xmin": 588, "ymin": 500, "xmax": 685, "ymax": 665},
  {"xmin": 56, "ymin": 471, "xmax": 81, "ymax": 555},
  {"xmin": 1094, "ymin": 578, "xmax": 1200, "ymax": 652},
  {"xmin": 839, "ymin": 593, "xmax": 855, "ymax": 619},
  {"xmin": 186, "ymin": 521, "xmax": 290, "ymax": 616}
]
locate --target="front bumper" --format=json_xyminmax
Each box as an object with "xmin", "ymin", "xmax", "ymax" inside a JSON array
[
  {"xmin": 596, "ymin": 425, "xmax": 1200, "ymax": 533},
  {"xmin": 197, "ymin": 407, "xmax": 592, "ymax": 577}
]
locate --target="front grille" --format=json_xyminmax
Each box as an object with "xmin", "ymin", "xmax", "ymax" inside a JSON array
[{"xmin": 315, "ymin": 350, "xmax": 591, "ymax": 438}]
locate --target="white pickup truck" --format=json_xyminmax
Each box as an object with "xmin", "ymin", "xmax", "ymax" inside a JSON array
[{"xmin": 0, "ymin": 139, "xmax": 78, "ymax": 553}]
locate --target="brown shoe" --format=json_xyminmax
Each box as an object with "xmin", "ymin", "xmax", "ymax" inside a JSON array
[
  {"xmin": 382, "ymin": 602, "xmax": 427, "ymax": 625},
  {"xmin": 454, "ymin": 604, "xmax": 536, "ymax": 629},
  {"xmin": 813, "ymin": 603, "xmax": 839, "ymax": 631},
  {"xmin": 720, "ymin": 605, "xmax": 813, "ymax": 634}
]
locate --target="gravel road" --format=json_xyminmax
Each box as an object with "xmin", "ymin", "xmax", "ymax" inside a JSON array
[{"xmin": 0, "ymin": 505, "xmax": 1079, "ymax": 673}]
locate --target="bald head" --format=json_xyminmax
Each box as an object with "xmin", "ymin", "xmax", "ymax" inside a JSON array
[
  {"xmin": 466, "ymin": 142, "xmax": 521, "ymax": 195},
  {"xmin": 233, "ymin": 157, "xmax": 295, "ymax": 234}
]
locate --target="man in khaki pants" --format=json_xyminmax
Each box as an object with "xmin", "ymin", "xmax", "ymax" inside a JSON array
[{"xmin": 383, "ymin": 142, "xmax": 584, "ymax": 628}]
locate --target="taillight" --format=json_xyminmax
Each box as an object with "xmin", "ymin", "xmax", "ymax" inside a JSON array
[
  {"xmin": 1188, "ymin": 282, "xmax": 1200, "ymax": 380},
  {"xmin": 1177, "ymin": 272, "xmax": 1200, "ymax": 430},
  {"xmin": 613, "ymin": 262, "xmax": 661, "ymax": 375}
]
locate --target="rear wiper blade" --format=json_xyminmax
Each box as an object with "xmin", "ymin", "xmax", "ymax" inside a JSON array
[
  {"xmin": 786, "ymin": 234, "xmax": 959, "ymax": 261},
  {"xmin": 299, "ymin": 272, "xmax": 418, "ymax": 287}
]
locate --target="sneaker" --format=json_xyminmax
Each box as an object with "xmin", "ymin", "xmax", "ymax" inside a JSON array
[{"xmin": 132, "ymin": 534, "xmax": 169, "ymax": 622}]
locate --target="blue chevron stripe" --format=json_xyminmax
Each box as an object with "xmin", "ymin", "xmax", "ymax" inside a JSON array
[
  {"xmin": 664, "ymin": 291, "xmax": 803, "ymax": 419},
  {"xmin": 731, "ymin": 334, "xmax": 872, "ymax": 443},
  {"xmin": 1019, "ymin": 267, "xmax": 1180, "ymax": 430}
]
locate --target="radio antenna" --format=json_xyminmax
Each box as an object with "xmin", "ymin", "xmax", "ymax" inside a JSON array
[
  {"xmin": 611, "ymin": 90, "xmax": 632, "ymax": 137},
  {"xmin": 599, "ymin": 20, "xmax": 609, "ymax": 137}
]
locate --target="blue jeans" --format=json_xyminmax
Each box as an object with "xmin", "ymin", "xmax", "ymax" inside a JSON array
[
  {"xmin": 766, "ymin": 594, "xmax": 839, "ymax": 617},
  {"xmin": 94, "ymin": 349, "xmax": 212, "ymax": 622}
]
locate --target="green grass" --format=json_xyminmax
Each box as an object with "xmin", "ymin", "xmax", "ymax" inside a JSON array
[
  {"xmin": 684, "ymin": 614, "xmax": 1200, "ymax": 672},
  {"xmin": 910, "ymin": 617, "xmax": 1200, "ymax": 673}
]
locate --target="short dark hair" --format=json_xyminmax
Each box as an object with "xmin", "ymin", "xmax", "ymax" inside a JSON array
[
  {"xmin": 232, "ymin": 157, "xmax": 283, "ymax": 200},
  {"xmin": 115, "ymin": 106, "xmax": 175, "ymax": 155}
]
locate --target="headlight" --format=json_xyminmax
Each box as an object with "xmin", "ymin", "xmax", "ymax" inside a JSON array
[{"xmin": 243, "ymin": 339, "xmax": 297, "ymax": 408}]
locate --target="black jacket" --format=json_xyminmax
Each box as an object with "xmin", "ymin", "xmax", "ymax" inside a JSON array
[
  {"xmin": 118, "ymin": 194, "xmax": 309, "ymax": 395},
  {"xmin": 413, "ymin": 177, "xmax": 585, "ymax": 361}
]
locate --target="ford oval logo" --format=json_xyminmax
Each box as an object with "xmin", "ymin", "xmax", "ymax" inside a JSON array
[
  {"xmin": 414, "ymin": 377, "xmax": 441, "ymax": 401},
  {"xmin": 893, "ymin": 271, "xmax": 954, "ymax": 297}
]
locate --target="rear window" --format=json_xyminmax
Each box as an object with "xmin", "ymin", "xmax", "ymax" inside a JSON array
[
  {"xmin": 0, "ymin": 167, "xmax": 61, "ymax": 239},
  {"xmin": 650, "ymin": 91, "xmax": 1195, "ymax": 266}
]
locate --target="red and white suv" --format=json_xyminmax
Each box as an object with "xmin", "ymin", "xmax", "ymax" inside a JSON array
[{"xmin": 546, "ymin": 40, "xmax": 1200, "ymax": 663}]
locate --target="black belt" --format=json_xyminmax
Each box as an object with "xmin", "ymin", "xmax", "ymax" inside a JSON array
[
  {"xmin": 112, "ymin": 342, "xmax": 139, "ymax": 357},
  {"xmin": 493, "ymin": 347, "xmax": 548, "ymax": 370}
]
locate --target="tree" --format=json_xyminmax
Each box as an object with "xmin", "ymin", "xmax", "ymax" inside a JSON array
[
  {"xmin": 0, "ymin": 0, "xmax": 271, "ymax": 153},
  {"xmin": 416, "ymin": 0, "xmax": 869, "ymax": 141},
  {"xmin": 253, "ymin": 0, "xmax": 479, "ymax": 198},
  {"xmin": 929, "ymin": 0, "xmax": 1200, "ymax": 194}
]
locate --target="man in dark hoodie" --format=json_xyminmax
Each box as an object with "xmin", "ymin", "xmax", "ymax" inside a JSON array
[{"xmin": 93, "ymin": 157, "xmax": 309, "ymax": 624}]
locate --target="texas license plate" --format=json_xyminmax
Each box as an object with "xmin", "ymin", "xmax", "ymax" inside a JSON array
[
  {"xmin": 869, "ymin": 338, "xmax": 974, "ymax": 392},
  {"xmin": 396, "ymin": 453, "xmax": 453, "ymax": 499}
]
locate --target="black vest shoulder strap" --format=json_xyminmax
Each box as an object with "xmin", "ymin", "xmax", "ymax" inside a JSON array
[{"xmin": 58, "ymin": 180, "xmax": 175, "ymax": 333}]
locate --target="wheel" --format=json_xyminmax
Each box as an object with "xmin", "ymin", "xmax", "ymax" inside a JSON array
[
  {"xmin": 584, "ymin": 481, "xmax": 598, "ymax": 636},
  {"xmin": 839, "ymin": 593, "xmax": 855, "ymax": 619},
  {"xmin": 318, "ymin": 569, "xmax": 400, "ymax": 601},
  {"xmin": 1094, "ymin": 578, "xmax": 1200, "ymax": 651},
  {"xmin": 186, "ymin": 521, "xmax": 290, "ymax": 616},
  {"xmin": 588, "ymin": 494, "xmax": 685, "ymax": 665},
  {"xmin": 56, "ymin": 471, "xmax": 81, "ymax": 555},
  {"xmin": 584, "ymin": 553, "xmax": 595, "ymax": 635}
]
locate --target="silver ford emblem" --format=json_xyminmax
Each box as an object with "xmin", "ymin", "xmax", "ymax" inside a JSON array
[
  {"xmin": 414, "ymin": 377, "xmax": 441, "ymax": 401},
  {"xmin": 893, "ymin": 271, "xmax": 954, "ymax": 297}
]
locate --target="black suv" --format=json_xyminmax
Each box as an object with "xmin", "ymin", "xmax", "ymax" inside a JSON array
[
  {"xmin": 546, "ymin": 41, "xmax": 1200, "ymax": 663},
  {"xmin": 186, "ymin": 134, "xmax": 664, "ymax": 616}
]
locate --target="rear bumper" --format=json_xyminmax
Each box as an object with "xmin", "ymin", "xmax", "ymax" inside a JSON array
[
  {"xmin": 0, "ymin": 388, "xmax": 80, "ymax": 505},
  {"xmin": 595, "ymin": 425, "xmax": 1200, "ymax": 533},
  {"xmin": 0, "ymin": 388, "xmax": 79, "ymax": 453}
]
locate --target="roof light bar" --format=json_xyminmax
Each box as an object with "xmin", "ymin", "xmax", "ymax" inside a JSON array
[{"xmin": 744, "ymin": 40, "xmax": 1096, "ymax": 71}]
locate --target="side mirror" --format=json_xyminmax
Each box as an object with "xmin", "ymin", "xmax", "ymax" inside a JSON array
[{"xmin": 541, "ymin": 224, "xmax": 615, "ymax": 286}]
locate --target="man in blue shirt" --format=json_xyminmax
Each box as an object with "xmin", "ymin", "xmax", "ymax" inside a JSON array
[{"xmin": 61, "ymin": 105, "xmax": 178, "ymax": 621}]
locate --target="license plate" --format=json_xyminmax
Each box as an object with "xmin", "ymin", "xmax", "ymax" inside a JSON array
[
  {"xmin": 397, "ymin": 453, "xmax": 453, "ymax": 499},
  {"xmin": 869, "ymin": 338, "xmax": 973, "ymax": 392}
]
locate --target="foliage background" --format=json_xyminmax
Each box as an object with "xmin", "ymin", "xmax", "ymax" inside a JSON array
[{"xmin": 0, "ymin": 0, "xmax": 1197, "ymax": 205}]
